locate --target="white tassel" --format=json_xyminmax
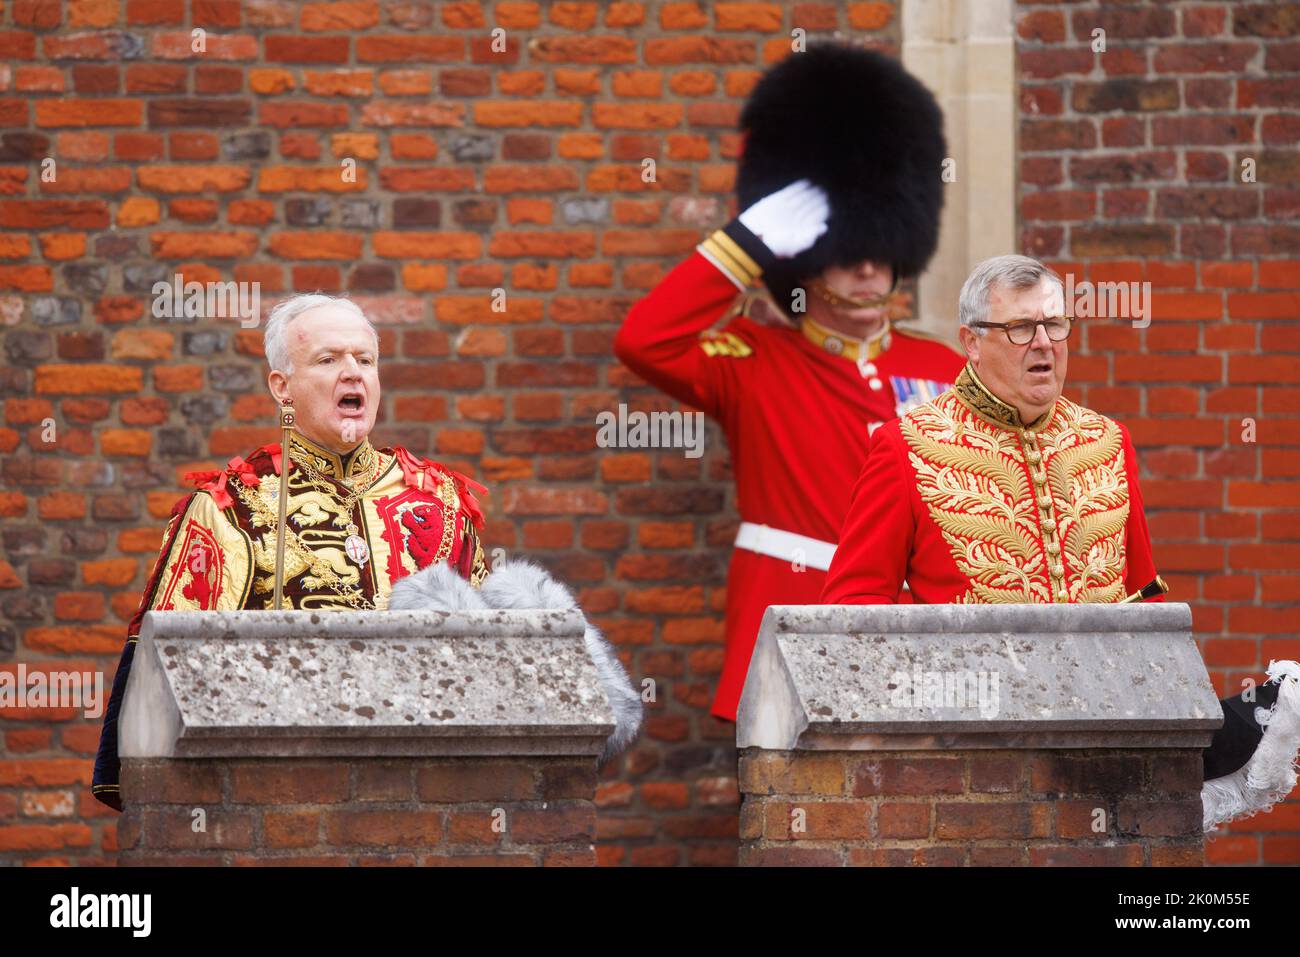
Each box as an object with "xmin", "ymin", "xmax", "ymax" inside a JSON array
[{"xmin": 1203, "ymin": 660, "xmax": 1300, "ymax": 833}]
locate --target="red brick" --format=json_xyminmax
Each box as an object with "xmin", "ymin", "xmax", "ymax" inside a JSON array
[
  {"xmin": 417, "ymin": 763, "xmax": 537, "ymax": 802},
  {"xmin": 264, "ymin": 810, "xmax": 321, "ymax": 848},
  {"xmin": 877, "ymin": 802, "xmax": 931, "ymax": 839},
  {"xmin": 510, "ymin": 803, "xmax": 598, "ymax": 843},
  {"xmin": 324, "ymin": 809, "xmax": 444, "ymax": 847},
  {"xmin": 228, "ymin": 764, "xmax": 349, "ymax": 804},
  {"xmin": 851, "ymin": 757, "xmax": 964, "ymax": 797}
]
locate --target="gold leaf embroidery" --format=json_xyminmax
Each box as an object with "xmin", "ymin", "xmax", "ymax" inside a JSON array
[
  {"xmin": 902, "ymin": 416, "xmax": 1031, "ymax": 504},
  {"xmin": 1078, "ymin": 503, "xmax": 1130, "ymax": 558},
  {"xmin": 1043, "ymin": 405, "xmax": 1128, "ymax": 602},
  {"xmin": 903, "ymin": 399, "xmax": 1043, "ymax": 603},
  {"xmin": 900, "ymin": 391, "xmax": 1132, "ymax": 604}
]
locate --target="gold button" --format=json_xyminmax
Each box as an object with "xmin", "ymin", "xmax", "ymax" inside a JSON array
[
  {"xmin": 1033, "ymin": 470, "xmax": 1046, "ymax": 485},
  {"xmin": 1042, "ymin": 518, "xmax": 1057, "ymax": 532},
  {"xmin": 1057, "ymin": 588, "xmax": 1068, "ymax": 601},
  {"xmin": 1027, "ymin": 451, "xmax": 1042, "ymax": 464},
  {"xmin": 1047, "ymin": 543, "xmax": 1060, "ymax": 557},
  {"xmin": 1051, "ymin": 563, "xmax": 1064, "ymax": 578}
]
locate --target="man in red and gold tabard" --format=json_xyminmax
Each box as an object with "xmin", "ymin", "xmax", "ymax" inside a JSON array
[
  {"xmin": 822, "ymin": 255, "xmax": 1161, "ymax": 607},
  {"xmin": 615, "ymin": 45, "xmax": 965, "ymax": 722},
  {"xmin": 91, "ymin": 294, "xmax": 488, "ymax": 810}
]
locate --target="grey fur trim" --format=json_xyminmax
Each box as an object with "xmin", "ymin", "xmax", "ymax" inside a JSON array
[
  {"xmin": 479, "ymin": 558, "xmax": 578, "ymax": 611},
  {"xmin": 387, "ymin": 561, "xmax": 487, "ymax": 612},
  {"xmin": 582, "ymin": 621, "xmax": 645, "ymax": 765},
  {"xmin": 482, "ymin": 560, "xmax": 643, "ymax": 764}
]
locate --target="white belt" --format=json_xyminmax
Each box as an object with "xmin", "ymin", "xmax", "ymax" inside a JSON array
[{"xmin": 734, "ymin": 522, "xmax": 837, "ymax": 572}]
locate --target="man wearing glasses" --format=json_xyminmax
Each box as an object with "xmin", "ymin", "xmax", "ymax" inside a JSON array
[{"xmin": 822, "ymin": 254, "xmax": 1161, "ymax": 606}]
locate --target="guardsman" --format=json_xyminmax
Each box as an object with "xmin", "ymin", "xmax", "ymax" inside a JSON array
[{"xmin": 615, "ymin": 45, "xmax": 964, "ymax": 721}]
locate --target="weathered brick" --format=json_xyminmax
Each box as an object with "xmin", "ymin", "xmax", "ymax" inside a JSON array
[
  {"xmin": 851, "ymin": 757, "xmax": 964, "ymax": 797},
  {"xmin": 417, "ymin": 762, "xmax": 537, "ymax": 802},
  {"xmin": 325, "ymin": 810, "xmax": 443, "ymax": 847},
  {"xmin": 229, "ymin": 764, "xmax": 349, "ymax": 805}
]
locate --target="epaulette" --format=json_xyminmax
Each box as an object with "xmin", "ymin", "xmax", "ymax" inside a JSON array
[{"xmin": 698, "ymin": 328, "xmax": 753, "ymax": 359}]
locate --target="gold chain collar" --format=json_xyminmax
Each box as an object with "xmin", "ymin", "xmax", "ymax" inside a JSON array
[
  {"xmin": 951, "ymin": 362, "xmax": 1056, "ymax": 433},
  {"xmin": 291, "ymin": 441, "xmax": 383, "ymax": 507},
  {"xmin": 289, "ymin": 432, "xmax": 377, "ymax": 481}
]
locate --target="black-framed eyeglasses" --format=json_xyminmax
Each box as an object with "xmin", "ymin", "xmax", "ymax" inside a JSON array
[{"xmin": 972, "ymin": 317, "xmax": 1074, "ymax": 345}]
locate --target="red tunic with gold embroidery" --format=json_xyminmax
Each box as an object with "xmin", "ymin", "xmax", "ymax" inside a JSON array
[
  {"xmin": 822, "ymin": 364, "xmax": 1161, "ymax": 606},
  {"xmin": 615, "ymin": 232, "xmax": 966, "ymax": 721},
  {"xmin": 91, "ymin": 434, "xmax": 488, "ymax": 809}
]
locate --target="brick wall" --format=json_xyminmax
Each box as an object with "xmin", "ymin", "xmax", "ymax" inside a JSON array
[
  {"xmin": 0, "ymin": 0, "xmax": 1296, "ymax": 867},
  {"xmin": 739, "ymin": 749, "xmax": 1206, "ymax": 866},
  {"xmin": 1017, "ymin": 1, "xmax": 1300, "ymax": 865},
  {"xmin": 117, "ymin": 756, "xmax": 597, "ymax": 865}
]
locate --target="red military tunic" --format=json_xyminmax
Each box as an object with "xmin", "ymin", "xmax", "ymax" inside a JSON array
[
  {"xmin": 822, "ymin": 363, "xmax": 1161, "ymax": 605},
  {"xmin": 615, "ymin": 227, "xmax": 966, "ymax": 720}
]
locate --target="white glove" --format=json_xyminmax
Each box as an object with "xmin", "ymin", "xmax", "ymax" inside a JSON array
[{"xmin": 737, "ymin": 178, "xmax": 830, "ymax": 259}]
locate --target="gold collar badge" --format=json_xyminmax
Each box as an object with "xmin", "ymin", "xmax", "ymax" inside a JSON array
[{"xmin": 800, "ymin": 316, "xmax": 893, "ymax": 363}]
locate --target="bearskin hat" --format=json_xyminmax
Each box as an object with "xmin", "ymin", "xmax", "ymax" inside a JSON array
[{"xmin": 737, "ymin": 44, "xmax": 947, "ymax": 312}]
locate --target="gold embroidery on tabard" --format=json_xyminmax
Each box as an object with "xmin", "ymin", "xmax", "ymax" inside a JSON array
[
  {"xmin": 234, "ymin": 461, "xmax": 373, "ymax": 611},
  {"xmin": 1041, "ymin": 403, "xmax": 1129, "ymax": 602},
  {"xmin": 902, "ymin": 397, "xmax": 1046, "ymax": 604},
  {"xmin": 900, "ymin": 390, "xmax": 1131, "ymax": 604}
]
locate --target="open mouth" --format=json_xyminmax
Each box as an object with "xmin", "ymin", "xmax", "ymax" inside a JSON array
[
  {"xmin": 337, "ymin": 392, "xmax": 365, "ymax": 413},
  {"xmin": 1028, "ymin": 362, "xmax": 1053, "ymax": 375}
]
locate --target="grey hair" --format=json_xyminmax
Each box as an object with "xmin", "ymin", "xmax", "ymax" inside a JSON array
[
  {"xmin": 263, "ymin": 293, "xmax": 377, "ymax": 373},
  {"xmin": 958, "ymin": 255, "xmax": 1063, "ymax": 336}
]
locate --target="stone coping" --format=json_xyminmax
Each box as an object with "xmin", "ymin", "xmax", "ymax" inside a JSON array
[
  {"xmin": 120, "ymin": 610, "xmax": 614, "ymax": 759},
  {"xmin": 736, "ymin": 603, "xmax": 1221, "ymax": 751}
]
